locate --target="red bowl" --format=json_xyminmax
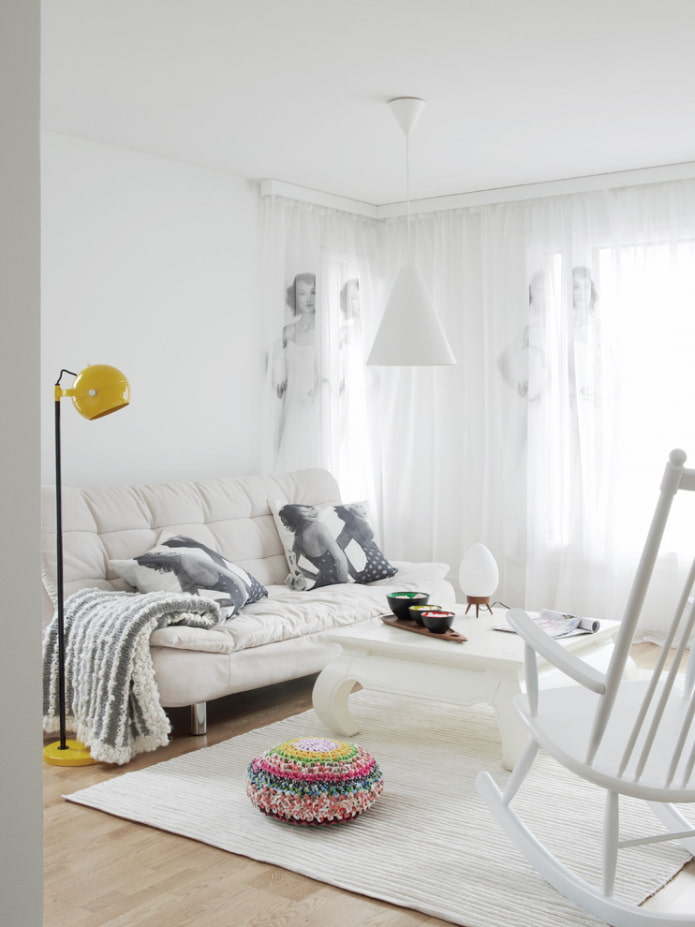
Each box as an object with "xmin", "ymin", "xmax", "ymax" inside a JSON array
[
  {"xmin": 409, "ymin": 603, "xmax": 441, "ymax": 627},
  {"xmin": 420, "ymin": 610, "xmax": 455, "ymax": 634}
]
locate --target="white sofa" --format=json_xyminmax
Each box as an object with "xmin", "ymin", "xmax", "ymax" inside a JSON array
[{"xmin": 41, "ymin": 468, "xmax": 454, "ymax": 734}]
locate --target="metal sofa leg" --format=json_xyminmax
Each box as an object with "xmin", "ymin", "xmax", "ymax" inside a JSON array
[{"xmin": 190, "ymin": 701, "xmax": 207, "ymax": 735}]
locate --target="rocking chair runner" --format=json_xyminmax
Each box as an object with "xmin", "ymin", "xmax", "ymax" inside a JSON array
[{"xmin": 477, "ymin": 448, "xmax": 695, "ymax": 927}]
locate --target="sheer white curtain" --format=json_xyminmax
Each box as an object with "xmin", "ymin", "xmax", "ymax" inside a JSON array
[
  {"xmin": 522, "ymin": 183, "xmax": 695, "ymax": 640},
  {"xmin": 365, "ymin": 183, "xmax": 695, "ymax": 640},
  {"xmin": 261, "ymin": 182, "xmax": 695, "ymax": 641}
]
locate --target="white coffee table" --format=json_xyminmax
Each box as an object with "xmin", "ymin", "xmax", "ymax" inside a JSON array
[{"xmin": 312, "ymin": 606, "xmax": 624, "ymax": 770}]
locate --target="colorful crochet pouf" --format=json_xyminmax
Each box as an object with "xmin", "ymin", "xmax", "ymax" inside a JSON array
[{"xmin": 246, "ymin": 736, "xmax": 384, "ymax": 826}]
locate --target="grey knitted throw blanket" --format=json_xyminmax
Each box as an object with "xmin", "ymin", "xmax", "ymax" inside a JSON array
[{"xmin": 43, "ymin": 587, "xmax": 221, "ymax": 765}]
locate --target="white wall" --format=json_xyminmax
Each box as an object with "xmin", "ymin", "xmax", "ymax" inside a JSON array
[
  {"xmin": 41, "ymin": 133, "xmax": 264, "ymax": 487},
  {"xmin": 1, "ymin": 1, "xmax": 43, "ymax": 923}
]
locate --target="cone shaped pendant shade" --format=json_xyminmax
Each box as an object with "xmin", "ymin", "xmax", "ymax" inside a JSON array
[
  {"xmin": 368, "ymin": 98, "xmax": 456, "ymax": 366},
  {"xmin": 388, "ymin": 96, "xmax": 425, "ymax": 137},
  {"xmin": 367, "ymin": 266, "xmax": 456, "ymax": 365}
]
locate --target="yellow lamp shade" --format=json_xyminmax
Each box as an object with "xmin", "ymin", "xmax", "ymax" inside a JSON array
[{"xmin": 67, "ymin": 364, "xmax": 130, "ymax": 420}]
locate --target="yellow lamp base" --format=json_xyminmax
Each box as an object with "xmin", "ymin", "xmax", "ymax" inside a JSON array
[{"xmin": 43, "ymin": 738, "xmax": 96, "ymax": 767}]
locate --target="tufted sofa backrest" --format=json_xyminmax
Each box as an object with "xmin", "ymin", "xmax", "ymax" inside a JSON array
[{"xmin": 41, "ymin": 468, "xmax": 341, "ymax": 616}]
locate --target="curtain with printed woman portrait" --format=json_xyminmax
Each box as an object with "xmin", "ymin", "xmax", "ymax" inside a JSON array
[
  {"xmin": 519, "ymin": 185, "xmax": 695, "ymax": 642},
  {"xmin": 260, "ymin": 195, "xmax": 382, "ymax": 501}
]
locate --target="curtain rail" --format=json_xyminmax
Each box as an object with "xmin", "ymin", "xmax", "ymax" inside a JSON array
[{"xmin": 262, "ymin": 161, "xmax": 695, "ymax": 219}]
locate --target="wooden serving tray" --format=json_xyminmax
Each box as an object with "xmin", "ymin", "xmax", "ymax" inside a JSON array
[{"xmin": 380, "ymin": 615, "xmax": 467, "ymax": 643}]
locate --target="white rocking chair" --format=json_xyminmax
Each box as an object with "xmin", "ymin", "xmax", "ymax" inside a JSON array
[{"xmin": 477, "ymin": 448, "xmax": 695, "ymax": 927}]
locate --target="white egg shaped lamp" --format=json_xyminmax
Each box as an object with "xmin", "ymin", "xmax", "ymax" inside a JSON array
[{"xmin": 459, "ymin": 543, "xmax": 499, "ymax": 617}]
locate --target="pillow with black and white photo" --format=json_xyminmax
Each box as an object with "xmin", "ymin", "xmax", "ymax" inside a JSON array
[
  {"xmin": 110, "ymin": 534, "xmax": 267, "ymax": 620},
  {"xmin": 269, "ymin": 499, "xmax": 397, "ymax": 591}
]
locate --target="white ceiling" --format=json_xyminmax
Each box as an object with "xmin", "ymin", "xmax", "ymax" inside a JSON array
[{"xmin": 41, "ymin": 0, "xmax": 695, "ymax": 206}]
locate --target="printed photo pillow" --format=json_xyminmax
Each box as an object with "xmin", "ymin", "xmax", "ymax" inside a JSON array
[
  {"xmin": 269, "ymin": 500, "xmax": 397, "ymax": 591},
  {"xmin": 110, "ymin": 534, "xmax": 267, "ymax": 620}
]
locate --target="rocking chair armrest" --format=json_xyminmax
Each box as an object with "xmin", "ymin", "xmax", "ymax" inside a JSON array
[{"xmin": 507, "ymin": 608, "xmax": 607, "ymax": 694}]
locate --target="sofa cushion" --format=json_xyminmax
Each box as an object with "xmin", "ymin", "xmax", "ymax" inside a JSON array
[
  {"xmin": 149, "ymin": 559, "xmax": 452, "ymax": 653},
  {"xmin": 111, "ymin": 535, "xmax": 267, "ymax": 619},
  {"xmin": 269, "ymin": 499, "xmax": 397, "ymax": 591}
]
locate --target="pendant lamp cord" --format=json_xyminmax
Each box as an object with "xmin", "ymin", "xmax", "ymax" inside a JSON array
[{"xmin": 406, "ymin": 132, "xmax": 412, "ymax": 265}]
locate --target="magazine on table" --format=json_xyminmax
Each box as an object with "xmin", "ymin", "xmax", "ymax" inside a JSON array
[{"xmin": 494, "ymin": 608, "xmax": 600, "ymax": 638}]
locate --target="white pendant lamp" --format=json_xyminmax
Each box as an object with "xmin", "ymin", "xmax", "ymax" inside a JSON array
[{"xmin": 367, "ymin": 97, "xmax": 456, "ymax": 366}]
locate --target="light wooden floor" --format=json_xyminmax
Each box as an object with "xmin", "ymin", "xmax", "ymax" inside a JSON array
[{"xmin": 43, "ymin": 646, "xmax": 695, "ymax": 926}]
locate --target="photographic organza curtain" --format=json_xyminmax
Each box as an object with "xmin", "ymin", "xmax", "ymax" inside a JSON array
[
  {"xmin": 261, "ymin": 181, "xmax": 695, "ymax": 641},
  {"xmin": 260, "ymin": 196, "xmax": 382, "ymax": 502},
  {"xmin": 521, "ymin": 184, "xmax": 695, "ymax": 641}
]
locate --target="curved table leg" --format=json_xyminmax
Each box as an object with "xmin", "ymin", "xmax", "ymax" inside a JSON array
[
  {"xmin": 491, "ymin": 677, "xmax": 528, "ymax": 771},
  {"xmin": 312, "ymin": 657, "xmax": 361, "ymax": 736}
]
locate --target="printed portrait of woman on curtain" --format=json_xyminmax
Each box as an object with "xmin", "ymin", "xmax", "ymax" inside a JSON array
[
  {"xmin": 497, "ymin": 270, "xmax": 548, "ymax": 401},
  {"xmin": 335, "ymin": 273, "xmax": 374, "ymax": 499},
  {"xmin": 568, "ymin": 264, "xmax": 603, "ymax": 406},
  {"xmin": 338, "ymin": 276, "xmax": 361, "ymax": 409},
  {"xmin": 270, "ymin": 271, "xmax": 322, "ymax": 470}
]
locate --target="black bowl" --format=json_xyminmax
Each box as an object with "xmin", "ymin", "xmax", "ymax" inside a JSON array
[
  {"xmin": 409, "ymin": 603, "xmax": 442, "ymax": 627},
  {"xmin": 420, "ymin": 609, "xmax": 455, "ymax": 634},
  {"xmin": 386, "ymin": 591, "xmax": 429, "ymax": 621}
]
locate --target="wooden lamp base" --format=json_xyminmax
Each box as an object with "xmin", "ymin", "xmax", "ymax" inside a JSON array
[{"xmin": 465, "ymin": 595, "xmax": 493, "ymax": 618}]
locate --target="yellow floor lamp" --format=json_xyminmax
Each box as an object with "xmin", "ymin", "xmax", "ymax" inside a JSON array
[{"xmin": 43, "ymin": 364, "xmax": 130, "ymax": 766}]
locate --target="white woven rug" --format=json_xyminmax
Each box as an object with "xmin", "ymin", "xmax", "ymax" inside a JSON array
[{"xmin": 66, "ymin": 691, "xmax": 689, "ymax": 927}]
